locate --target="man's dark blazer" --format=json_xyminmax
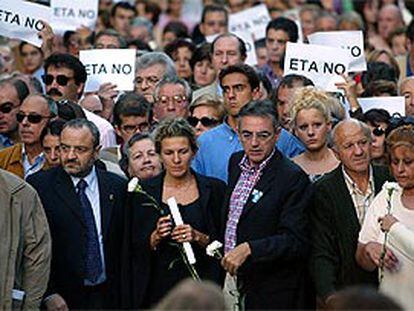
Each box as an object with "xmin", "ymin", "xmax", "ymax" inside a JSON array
[
  {"xmin": 27, "ymin": 166, "xmax": 127, "ymax": 309},
  {"xmin": 122, "ymin": 171, "xmax": 226, "ymax": 308},
  {"xmin": 222, "ymin": 150, "xmax": 313, "ymax": 310},
  {"xmin": 310, "ymin": 165, "xmax": 391, "ymax": 301}
]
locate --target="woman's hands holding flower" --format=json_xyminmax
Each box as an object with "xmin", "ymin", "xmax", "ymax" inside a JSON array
[{"xmin": 379, "ymin": 215, "xmax": 399, "ymax": 232}]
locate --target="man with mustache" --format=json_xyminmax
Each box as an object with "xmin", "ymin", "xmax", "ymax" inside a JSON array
[
  {"xmin": 43, "ymin": 53, "xmax": 116, "ymax": 148},
  {"xmin": 0, "ymin": 94, "xmax": 57, "ymax": 179},
  {"xmin": 27, "ymin": 119, "xmax": 127, "ymax": 310},
  {"xmin": 310, "ymin": 119, "xmax": 391, "ymax": 307}
]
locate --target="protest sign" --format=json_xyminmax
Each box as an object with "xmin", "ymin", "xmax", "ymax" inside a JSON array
[
  {"xmin": 51, "ymin": 0, "xmax": 99, "ymax": 34},
  {"xmin": 0, "ymin": 0, "xmax": 51, "ymax": 47},
  {"xmin": 357, "ymin": 96, "xmax": 405, "ymax": 116},
  {"xmin": 228, "ymin": 4, "xmax": 270, "ymax": 40},
  {"xmin": 308, "ymin": 31, "xmax": 366, "ymax": 72},
  {"xmin": 284, "ymin": 42, "xmax": 351, "ymax": 92},
  {"xmin": 80, "ymin": 49, "xmax": 136, "ymax": 92}
]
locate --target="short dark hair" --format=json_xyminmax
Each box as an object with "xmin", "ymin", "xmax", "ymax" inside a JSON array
[
  {"xmin": 361, "ymin": 62, "xmax": 398, "ymax": 88},
  {"xmin": 95, "ymin": 29, "xmax": 127, "ymax": 48},
  {"xmin": 164, "ymin": 39, "xmax": 196, "ymax": 61},
  {"xmin": 219, "ymin": 64, "xmax": 260, "ymax": 91},
  {"xmin": 266, "ymin": 17, "xmax": 299, "ymax": 43},
  {"xmin": 57, "ymin": 99, "xmax": 87, "ymax": 121},
  {"xmin": 18, "ymin": 41, "xmax": 43, "ymax": 56},
  {"xmin": 44, "ymin": 53, "xmax": 87, "ymax": 85},
  {"xmin": 113, "ymin": 92, "xmax": 151, "ymax": 126},
  {"xmin": 110, "ymin": 1, "xmax": 136, "ymax": 17},
  {"xmin": 361, "ymin": 108, "xmax": 391, "ymax": 127},
  {"xmin": 163, "ymin": 21, "xmax": 189, "ymax": 38},
  {"xmin": 190, "ymin": 42, "xmax": 212, "ymax": 70},
  {"xmin": 361, "ymin": 80, "xmax": 398, "ymax": 97},
  {"xmin": 238, "ymin": 99, "xmax": 280, "ymax": 130},
  {"xmin": 41, "ymin": 119, "xmax": 66, "ymax": 145},
  {"xmin": 63, "ymin": 118, "xmax": 100, "ymax": 148},
  {"xmin": 257, "ymin": 70, "xmax": 273, "ymax": 98},
  {"xmin": 277, "ymin": 74, "xmax": 314, "ymax": 89},
  {"xmin": 211, "ymin": 33, "xmax": 247, "ymax": 60},
  {"xmin": 63, "ymin": 31, "xmax": 77, "ymax": 49},
  {"xmin": 201, "ymin": 4, "xmax": 228, "ymax": 24}
]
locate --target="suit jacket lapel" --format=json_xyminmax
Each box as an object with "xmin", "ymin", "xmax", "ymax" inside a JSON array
[
  {"xmin": 54, "ymin": 167, "xmax": 86, "ymax": 228},
  {"xmin": 97, "ymin": 169, "xmax": 115, "ymax": 240}
]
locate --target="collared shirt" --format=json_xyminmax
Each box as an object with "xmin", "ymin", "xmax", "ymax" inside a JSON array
[
  {"xmin": 224, "ymin": 149, "xmax": 275, "ymax": 254},
  {"xmin": 343, "ymin": 165, "xmax": 375, "ymax": 225},
  {"xmin": 192, "ymin": 120, "xmax": 304, "ymax": 183},
  {"xmin": 0, "ymin": 134, "xmax": 14, "ymax": 149},
  {"xmin": 21, "ymin": 144, "xmax": 45, "ymax": 179},
  {"xmin": 260, "ymin": 63, "xmax": 282, "ymax": 89},
  {"xmin": 70, "ymin": 167, "xmax": 106, "ymax": 285}
]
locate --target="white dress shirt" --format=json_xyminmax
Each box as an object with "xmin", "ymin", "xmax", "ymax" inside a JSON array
[{"xmin": 83, "ymin": 108, "xmax": 117, "ymax": 149}]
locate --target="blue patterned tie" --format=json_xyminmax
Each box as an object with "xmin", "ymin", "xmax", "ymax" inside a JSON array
[{"xmin": 77, "ymin": 179, "xmax": 103, "ymax": 284}]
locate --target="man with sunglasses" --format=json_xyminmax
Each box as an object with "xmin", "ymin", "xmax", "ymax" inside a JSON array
[
  {"xmin": 43, "ymin": 53, "xmax": 116, "ymax": 148},
  {"xmin": 0, "ymin": 94, "xmax": 57, "ymax": 179},
  {"xmin": 0, "ymin": 79, "xmax": 30, "ymax": 149}
]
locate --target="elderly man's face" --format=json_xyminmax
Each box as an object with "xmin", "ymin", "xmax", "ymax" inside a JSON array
[
  {"xmin": 212, "ymin": 36, "xmax": 244, "ymax": 74},
  {"xmin": 333, "ymin": 122, "xmax": 371, "ymax": 176},
  {"xmin": 401, "ymin": 79, "xmax": 414, "ymax": 117},
  {"xmin": 378, "ymin": 6, "xmax": 403, "ymax": 40},
  {"xmin": 0, "ymin": 83, "xmax": 20, "ymax": 135},
  {"xmin": 95, "ymin": 34, "xmax": 121, "ymax": 49},
  {"xmin": 135, "ymin": 63, "xmax": 166, "ymax": 103},
  {"xmin": 154, "ymin": 83, "xmax": 188, "ymax": 121}
]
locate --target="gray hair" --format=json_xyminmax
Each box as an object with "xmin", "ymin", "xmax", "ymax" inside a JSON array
[
  {"xmin": 135, "ymin": 52, "xmax": 177, "ymax": 79},
  {"xmin": 123, "ymin": 132, "xmax": 154, "ymax": 158},
  {"xmin": 62, "ymin": 118, "xmax": 100, "ymax": 148},
  {"xmin": 94, "ymin": 29, "xmax": 127, "ymax": 48},
  {"xmin": 330, "ymin": 118, "xmax": 372, "ymax": 150},
  {"xmin": 24, "ymin": 94, "xmax": 58, "ymax": 117},
  {"xmin": 237, "ymin": 99, "xmax": 280, "ymax": 131},
  {"xmin": 154, "ymin": 76, "xmax": 192, "ymax": 103},
  {"xmin": 131, "ymin": 17, "xmax": 153, "ymax": 36}
]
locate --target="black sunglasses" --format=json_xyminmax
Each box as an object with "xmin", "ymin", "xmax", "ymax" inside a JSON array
[
  {"xmin": 187, "ymin": 116, "xmax": 219, "ymax": 128},
  {"xmin": 0, "ymin": 102, "xmax": 18, "ymax": 114},
  {"xmin": 41, "ymin": 74, "xmax": 74, "ymax": 86},
  {"xmin": 16, "ymin": 112, "xmax": 52, "ymax": 124},
  {"xmin": 372, "ymin": 127, "xmax": 385, "ymax": 137}
]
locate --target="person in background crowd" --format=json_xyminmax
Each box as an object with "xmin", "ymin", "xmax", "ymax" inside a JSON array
[
  {"xmin": 337, "ymin": 11, "xmax": 364, "ymax": 31},
  {"xmin": 94, "ymin": 29, "xmax": 127, "ymax": 49},
  {"xmin": 0, "ymin": 45, "xmax": 16, "ymax": 74},
  {"xmin": 110, "ymin": 2, "xmax": 136, "ymax": 37},
  {"xmin": 124, "ymin": 118, "xmax": 225, "ymax": 308},
  {"xmin": 27, "ymin": 119, "xmax": 127, "ymax": 310},
  {"xmin": 129, "ymin": 17, "xmax": 154, "ymax": 44},
  {"xmin": 80, "ymin": 95, "xmax": 104, "ymax": 117},
  {"xmin": 377, "ymin": 4, "xmax": 405, "ymax": 48},
  {"xmin": 189, "ymin": 43, "xmax": 216, "ymax": 90},
  {"xmin": 0, "ymin": 78, "xmax": 30, "ymax": 149},
  {"xmin": 0, "ymin": 168, "xmax": 51, "ymax": 310},
  {"xmin": 134, "ymin": 52, "xmax": 177, "ymax": 103},
  {"xmin": 124, "ymin": 132, "xmax": 162, "ymax": 180},
  {"xmin": 227, "ymin": 0, "xmax": 250, "ymax": 13},
  {"xmin": 43, "ymin": 53, "xmax": 117, "ymax": 148},
  {"xmin": 273, "ymin": 74, "xmax": 314, "ymax": 131},
  {"xmin": 19, "ymin": 42, "xmax": 44, "ymax": 76},
  {"xmin": 254, "ymin": 39, "xmax": 268, "ymax": 69},
  {"xmin": 389, "ymin": 27, "xmax": 407, "ymax": 57},
  {"xmin": 290, "ymin": 87, "xmax": 339, "ymax": 182},
  {"xmin": 262, "ymin": 17, "xmax": 299, "ymax": 87},
  {"xmin": 153, "ymin": 76, "xmax": 191, "ymax": 122},
  {"xmin": 316, "ymin": 11, "xmax": 338, "ymax": 32},
  {"xmin": 195, "ymin": 5, "xmax": 228, "ymax": 44},
  {"xmin": 63, "ymin": 31, "xmax": 81, "ymax": 57},
  {"xmin": 311, "ymin": 119, "xmax": 391, "ymax": 307},
  {"xmin": 41, "ymin": 119, "xmax": 65, "ymax": 168},
  {"xmin": 0, "ymin": 94, "xmax": 57, "ymax": 179},
  {"xmin": 299, "ymin": 4, "xmax": 321, "ymax": 41},
  {"xmin": 164, "ymin": 39, "xmax": 196, "ymax": 81},
  {"xmin": 400, "ymin": 76, "xmax": 414, "ymax": 117},
  {"xmin": 221, "ymin": 100, "xmax": 312, "ymax": 309},
  {"xmin": 161, "ymin": 21, "xmax": 190, "ymax": 49},
  {"xmin": 366, "ymin": 49, "xmax": 401, "ymax": 80},
  {"xmin": 188, "ymin": 94, "xmax": 225, "ymax": 138}
]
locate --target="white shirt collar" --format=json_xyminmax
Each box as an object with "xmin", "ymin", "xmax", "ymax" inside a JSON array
[{"xmin": 70, "ymin": 166, "xmax": 98, "ymax": 190}]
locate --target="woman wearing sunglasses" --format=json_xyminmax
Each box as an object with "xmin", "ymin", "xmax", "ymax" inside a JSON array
[
  {"xmin": 360, "ymin": 109, "xmax": 391, "ymax": 166},
  {"xmin": 187, "ymin": 94, "xmax": 225, "ymax": 138}
]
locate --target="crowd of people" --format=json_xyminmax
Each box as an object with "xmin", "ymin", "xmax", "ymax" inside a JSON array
[{"xmin": 2, "ymin": 0, "xmax": 414, "ymax": 310}]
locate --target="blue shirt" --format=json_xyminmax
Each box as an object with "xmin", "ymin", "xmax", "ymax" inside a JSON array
[
  {"xmin": 0, "ymin": 134, "xmax": 14, "ymax": 149},
  {"xmin": 192, "ymin": 122, "xmax": 304, "ymax": 183}
]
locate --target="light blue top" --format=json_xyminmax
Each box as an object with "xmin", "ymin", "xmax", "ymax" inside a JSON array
[{"xmin": 192, "ymin": 122, "xmax": 305, "ymax": 183}]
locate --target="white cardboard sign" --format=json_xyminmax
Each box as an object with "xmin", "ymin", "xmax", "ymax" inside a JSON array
[
  {"xmin": 80, "ymin": 49, "xmax": 136, "ymax": 92},
  {"xmin": 284, "ymin": 42, "xmax": 350, "ymax": 92},
  {"xmin": 0, "ymin": 0, "xmax": 51, "ymax": 47},
  {"xmin": 308, "ymin": 31, "xmax": 366, "ymax": 72},
  {"xmin": 51, "ymin": 0, "xmax": 99, "ymax": 34},
  {"xmin": 228, "ymin": 4, "xmax": 271, "ymax": 41},
  {"xmin": 358, "ymin": 96, "xmax": 405, "ymax": 116}
]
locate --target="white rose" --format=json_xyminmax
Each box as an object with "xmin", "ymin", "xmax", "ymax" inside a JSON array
[
  {"xmin": 128, "ymin": 177, "xmax": 139, "ymax": 192},
  {"xmin": 206, "ymin": 240, "xmax": 223, "ymax": 258},
  {"xmin": 383, "ymin": 181, "xmax": 399, "ymax": 193}
]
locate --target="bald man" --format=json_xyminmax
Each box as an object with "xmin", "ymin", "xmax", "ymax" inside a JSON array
[
  {"xmin": 310, "ymin": 119, "xmax": 391, "ymax": 306},
  {"xmin": 378, "ymin": 4, "xmax": 404, "ymax": 42}
]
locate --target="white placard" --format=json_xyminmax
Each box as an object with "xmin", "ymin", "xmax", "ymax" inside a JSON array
[
  {"xmin": 51, "ymin": 0, "xmax": 99, "ymax": 34},
  {"xmin": 358, "ymin": 96, "xmax": 405, "ymax": 116},
  {"xmin": 228, "ymin": 4, "xmax": 271, "ymax": 41},
  {"xmin": 167, "ymin": 197, "xmax": 196, "ymax": 265},
  {"xmin": 232, "ymin": 31, "xmax": 257, "ymax": 66},
  {"xmin": 0, "ymin": 0, "xmax": 51, "ymax": 47},
  {"xmin": 80, "ymin": 49, "xmax": 136, "ymax": 92},
  {"xmin": 284, "ymin": 42, "xmax": 351, "ymax": 92},
  {"xmin": 308, "ymin": 31, "xmax": 366, "ymax": 72}
]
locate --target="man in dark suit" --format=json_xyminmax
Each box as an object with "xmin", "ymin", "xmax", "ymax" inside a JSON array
[
  {"xmin": 27, "ymin": 119, "xmax": 127, "ymax": 309},
  {"xmin": 221, "ymin": 100, "xmax": 312, "ymax": 309},
  {"xmin": 310, "ymin": 119, "xmax": 391, "ymax": 306}
]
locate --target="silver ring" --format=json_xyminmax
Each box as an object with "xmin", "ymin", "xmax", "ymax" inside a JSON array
[{"xmin": 182, "ymin": 234, "xmax": 186, "ymax": 239}]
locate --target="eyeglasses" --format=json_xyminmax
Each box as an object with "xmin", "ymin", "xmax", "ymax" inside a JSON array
[
  {"xmin": 16, "ymin": 112, "xmax": 52, "ymax": 124},
  {"xmin": 187, "ymin": 116, "xmax": 219, "ymax": 128},
  {"xmin": 0, "ymin": 102, "xmax": 19, "ymax": 114},
  {"xmin": 240, "ymin": 131, "xmax": 274, "ymax": 142},
  {"xmin": 372, "ymin": 127, "xmax": 386, "ymax": 137},
  {"xmin": 121, "ymin": 122, "xmax": 150, "ymax": 133},
  {"xmin": 42, "ymin": 74, "xmax": 75, "ymax": 86},
  {"xmin": 156, "ymin": 95, "xmax": 187, "ymax": 107},
  {"xmin": 134, "ymin": 76, "xmax": 160, "ymax": 87}
]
